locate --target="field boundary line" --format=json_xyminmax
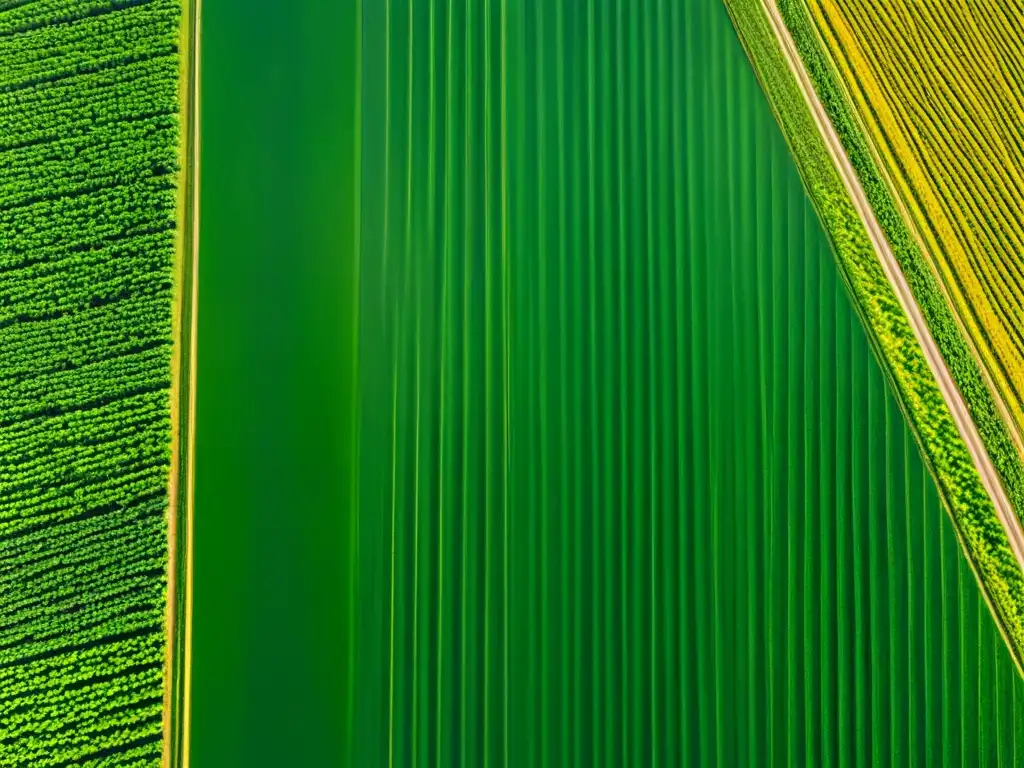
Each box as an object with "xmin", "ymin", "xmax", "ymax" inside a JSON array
[{"xmin": 165, "ymin": 0, "xmax": 199, "ymax": 764}]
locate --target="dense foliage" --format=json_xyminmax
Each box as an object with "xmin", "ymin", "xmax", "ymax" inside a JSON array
[{"xmin": 0, "ymin": 0, "xmax": 180, "ymax": 764}]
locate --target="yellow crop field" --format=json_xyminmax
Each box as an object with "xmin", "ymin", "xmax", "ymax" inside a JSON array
[{"xmin": 801, "ymin": 0, "xmax": 1024, "ymax": 450}]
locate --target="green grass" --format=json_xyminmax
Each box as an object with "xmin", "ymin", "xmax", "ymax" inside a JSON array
[{"xmin": 0, "ymin": 1, "xmax": 181, "ymax": 764}]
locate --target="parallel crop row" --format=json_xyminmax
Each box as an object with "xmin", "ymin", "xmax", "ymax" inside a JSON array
[
  {"xmin": 796, "ymin": 0, "xmax": 1024, "ymax": 461},
  {"xmin": 0, "ymin": 0, "xmax": 179, "ymax": 765}
]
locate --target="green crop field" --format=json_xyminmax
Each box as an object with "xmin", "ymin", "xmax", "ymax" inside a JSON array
[
  {"xmin": 0, "ymin": 0, "xmax": 182, "ymax": 764},
  {"xmin": 191, "ymin": 0, "xmax": 1024, "ymax": 764}
]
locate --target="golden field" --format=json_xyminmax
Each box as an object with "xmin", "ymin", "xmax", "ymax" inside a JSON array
[{"xmin": 803, "ymin": 0, "xmax": 1024, "ymax": 450}]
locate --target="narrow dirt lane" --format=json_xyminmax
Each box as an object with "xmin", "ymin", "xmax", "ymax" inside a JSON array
[
  {"xmin": 759, "ymin": 0, "xmax": 1024, "ymax": 572},
  {"xmin": 164, "ymin": 0, "xmax": 200, "ymax": 764}
]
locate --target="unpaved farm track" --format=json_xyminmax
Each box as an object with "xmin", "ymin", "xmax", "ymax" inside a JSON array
[{"xmin": 165, "ymin": 0, "xmax": 200, "ymax": 763}]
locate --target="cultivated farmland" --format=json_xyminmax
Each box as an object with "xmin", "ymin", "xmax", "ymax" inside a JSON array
[
  {"xmin": 757, "ymin": 0, "xmax": 1024, "ymax": 660},
  {"xmin": 724, "ymin": 0, "xmax": 1024, "ymax": 665},
  {"xmin": 788, "ymin": 1, "xmax": 1024, "ymax": 493},
  {"xmin": 0, "ymin": 0, "xmax": 181, "ymax": 764}
]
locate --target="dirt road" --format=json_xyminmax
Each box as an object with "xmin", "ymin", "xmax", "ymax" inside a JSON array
[
  {"xmin": 164, "ymin": 0, "xmax": 200, "ymax": 764},
  {"xmin": 759, "ymin": 0, "xmax": 1024, "ymax": 572}
]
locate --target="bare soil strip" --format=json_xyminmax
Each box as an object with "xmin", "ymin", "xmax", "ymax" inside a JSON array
[{"xmin": 760, "ymin": 0, "xmax": 1024, "ymax": 579}]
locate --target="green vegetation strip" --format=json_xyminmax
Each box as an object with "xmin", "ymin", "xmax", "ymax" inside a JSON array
[
  {"xmin": 723, "ymin": 0, "xmax": 1024, "ymax": 665},
  {"xmin": 0, "ymin": 0, "xmax": 180, "ymax": 764}
]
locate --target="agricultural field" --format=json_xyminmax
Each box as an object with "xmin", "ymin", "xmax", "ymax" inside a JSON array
[
  {"xmin": 317, "ymin": 0, "xmax": 1024, "ymax": 764},
  {"xmin": 0, "ymin": 0, "xmax": 184, "ymax": 764},
  {"xmin": 777, "ymin": 0, "xmax": 1024, "ymax": 643},
  {"xmin": 186, "ymin": 0, "xmax": 1024, "ymax": 763},
  {"xmin": 771, "ymin": 0, "xmax": 1024, "ymax": 532},
  {"xmin": 796, "ymin": 0, "xmax": 1024, "ymax": 452},
  {"xmin": 723, "ymin": 0, "xmax": 1024, "ymax": 665}
]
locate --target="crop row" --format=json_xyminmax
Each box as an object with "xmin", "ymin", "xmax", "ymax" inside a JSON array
[
  {"xmin": 1, "ymin": 3, "xmax": 177, "ymax": 92},
  {"xmin": 0, "ymin": 299, "xmax": 169, "ymax": 384},
  {"xmin": 0, "ymin": 535, "xmax": 162, "ymax": 620},
  {"xmin": 0, "ymin": 0, "xmax": 179, "ymax": 764},
  {"xmin": 823, "ymin": 0, "xmax": 1024, "ymax": 393},
  {"xmin": 0, "ymin": 632, "xmax": 162, "ymax": 705},
  {"xmin": 1, "ymin": 180, "xmax": 176, "ymax": 265},
  {"xmin": 2, "ymin": 115, "xmax": 178, "ymax": 208},
  {"xmin": 0, "ymin": 56, "xmax": 177, "ymax": 150},
  {"xmin": 0, "ymin": 0, "xmax": 158, "ymax": 37},
  {"xmin": 800, "ymin": 0, "xmax": 1024, "ymax": 443}
]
